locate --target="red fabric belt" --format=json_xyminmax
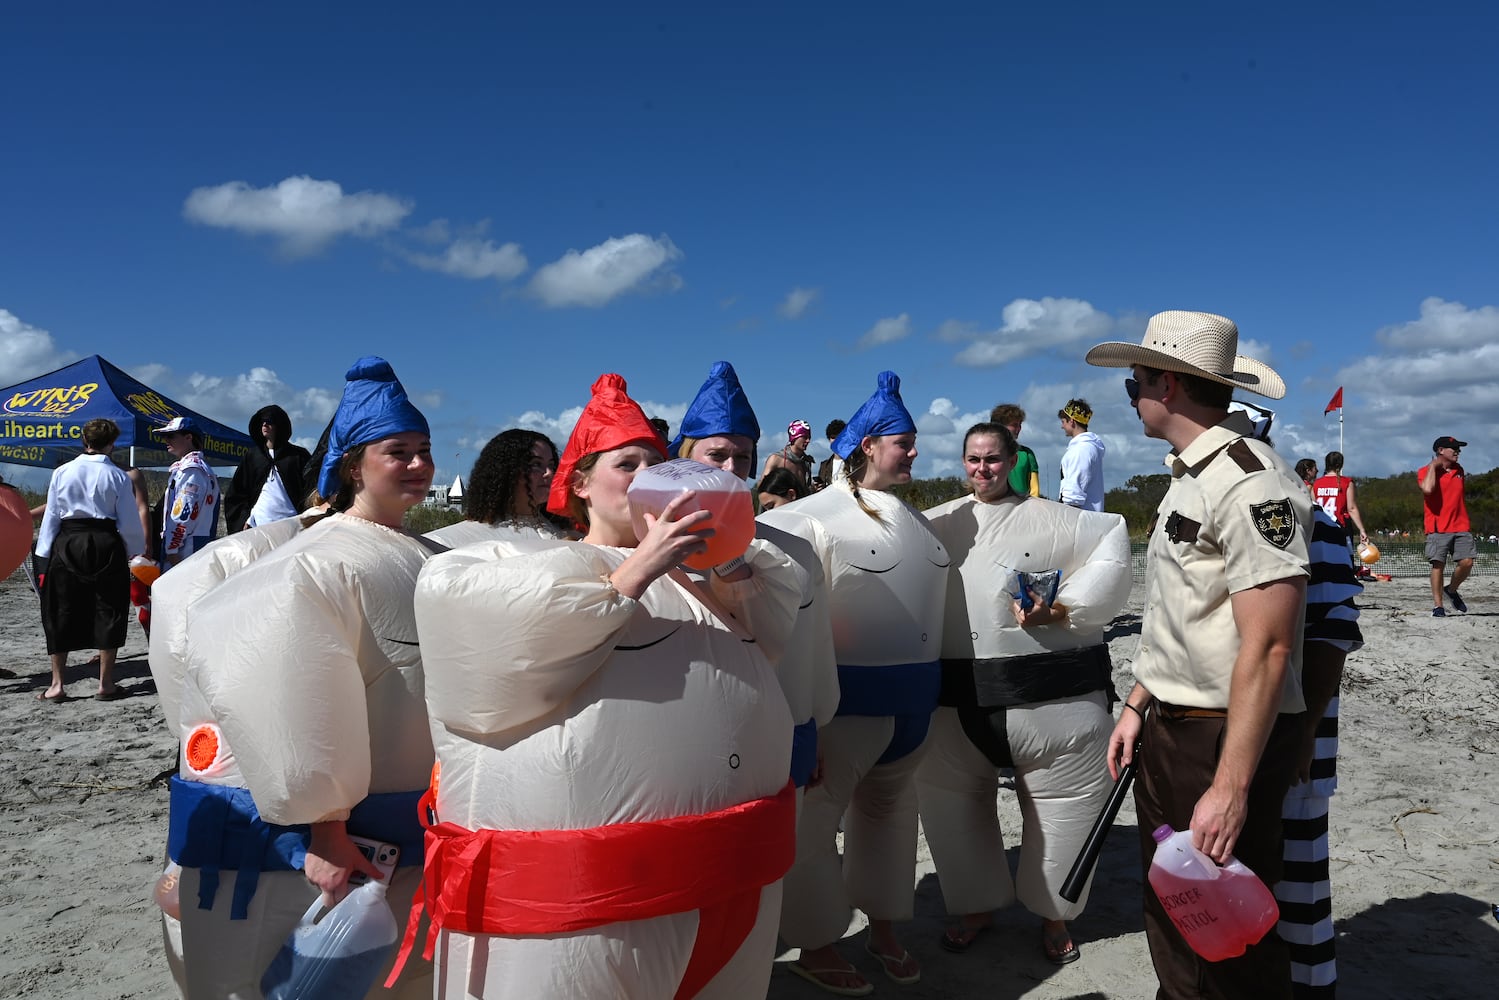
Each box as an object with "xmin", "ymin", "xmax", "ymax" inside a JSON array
[{"xmin": 388, "ymin": 780, "xmax": 796, "ymax": 998}]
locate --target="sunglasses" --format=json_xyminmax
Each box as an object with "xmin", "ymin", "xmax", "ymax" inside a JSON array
[{"xmin": 1125, "ymin": 377, "xmax": 1141, "ymax": 402}]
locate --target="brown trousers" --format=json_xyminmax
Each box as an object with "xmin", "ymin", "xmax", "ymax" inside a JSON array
[{"xmin": 1134, "ymin": 706, "xmax": 1301, "ymax": 1000}]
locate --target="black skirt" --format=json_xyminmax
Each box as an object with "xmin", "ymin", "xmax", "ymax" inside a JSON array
[{"xmin": 40, "ymin": 518, "xmax": 129, "ymax": 655}]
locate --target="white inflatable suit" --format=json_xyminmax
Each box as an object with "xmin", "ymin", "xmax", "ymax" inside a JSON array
[
  {"xmin": 759, "ymin": 481, "xmax": 948, "ymax": 948},
  {"xmin": 744, "ymin": 520, "xmax": 839, "ymax": 794},
  {"xmin": 148, "ymin": 513, "xmax": 311, "ymax": 998},
  {"xmin": 177, "ymin": 514, "xmax": 438, "ymax": 999},
  {"xmin": 413, "ymin": 536, "xmax": 801, "ymax": 999},
  {"xmin": 917, "ymin": 493, "xmax": 1130, "ymax": 920},
  {"xmin": 424, "ymin": 518, "xmax": 559, "ymax": 548}
]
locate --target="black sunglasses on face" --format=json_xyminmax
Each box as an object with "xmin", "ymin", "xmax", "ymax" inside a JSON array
[{"xmin": 1125, "ymin": 377, "xmax": 1141, "ymax": 402}]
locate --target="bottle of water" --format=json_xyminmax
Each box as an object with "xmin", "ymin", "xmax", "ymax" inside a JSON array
[
  {"xmin": 260, "ymin": 879, "xmax": 400, "ymax": 999},
  {"xmin": 1147, "ymin": 825, "xmax": 1279, "ymax": 962}
]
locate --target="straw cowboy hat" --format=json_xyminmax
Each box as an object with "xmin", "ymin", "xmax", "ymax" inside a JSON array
[{"xmin": 1084, "ymin": 310, "xmax": 1286, "ymax": 399}]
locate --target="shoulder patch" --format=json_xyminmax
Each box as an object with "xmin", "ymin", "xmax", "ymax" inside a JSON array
[
  {"xmin": 1226, "ymin": 439, "xmax": 1265, "ymax": 473},
  {"xmin": 1250, "ymin": 498, "xmax": 1296, "ymax": 549}
]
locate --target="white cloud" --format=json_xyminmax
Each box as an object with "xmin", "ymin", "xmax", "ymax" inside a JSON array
[
  {"xmin": 953, "ymin": 297, "xmax": 1114, "ymax": 368},
  {"xmin": 778, "ymin": 286, "xmax": 821, "ymax": 320},
  {"xmin": 406, "ymin": 237, "xmax": 528, "ymax": 281},
  {"xmin": 0, "ymin": 309, "xmax": 77, "ymax": 386},
  {"xmin": 127, "ymin": 364, "xmax": 342, "ymax": 442},
  {"xmin": 183, "ymin": 175, "xmax": 412, "ymax": 256},
  {"xmin": 1237, "ymin": 338, "xmax": 1274, "ymax": 363},
  {"xmin": 529, "ymin": 234, "xmax": 683, "ymax": 308},
  {"xmin": 1376, "ymin": 296, "xmax": 1499, "ymax": 351},
  {"xmin": 857, "ymin": 313, "xmax": 912, "ymax": 350}
]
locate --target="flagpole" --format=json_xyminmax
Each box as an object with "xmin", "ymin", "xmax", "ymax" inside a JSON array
[{"xmin": 1339, "ymin": 405, "xmax": 1344, "ymax": 454}]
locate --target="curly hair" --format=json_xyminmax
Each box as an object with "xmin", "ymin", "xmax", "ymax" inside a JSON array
[{"xmin": 465, "ymin": 429, "xmax": 559, "ymax": 525}]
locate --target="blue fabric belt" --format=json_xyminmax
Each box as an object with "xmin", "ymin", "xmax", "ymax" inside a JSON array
[
  {"xmin": 790, "ymin": 719, "xmax": 818, "ymax": 788},
  {"xmin": 835, "ymin": 660, "xmax": 941, "ymax": 764},
  {"xmin": 167, "ymin": 777, "xmax": 422, "ymax": 920}
]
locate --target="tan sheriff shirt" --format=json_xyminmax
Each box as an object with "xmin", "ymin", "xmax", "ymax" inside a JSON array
[{"xmin": 1136, "ymin": 412, "xmax": 1310, "ymax": 713}]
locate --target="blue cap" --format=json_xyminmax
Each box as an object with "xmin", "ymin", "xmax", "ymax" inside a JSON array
[
  {"xmin": 317, "ymin": 356, "xmax": 430, "ymax": 499},
  {"xmin": 831, "ymin": 370, "xmax": 916, "ymax": 459},
  {"xmin": 669, "ymin": 361, "xmax": 760, "ymax": 457},
  {"xmin": 152, "ymin": 416, "xmax": 200, "ymax": 436}
]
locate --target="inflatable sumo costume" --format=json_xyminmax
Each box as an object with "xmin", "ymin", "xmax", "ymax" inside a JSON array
[
  {"xmin": 759, "ymin": 371, "xmax": 949, "ymax": 955},
  {"xmin": 673, "ymin": 361, "xmax": 839, "ymax": 796},
  {"xmin": 409, "ymin": 373, "xmax": 801, "ymax": 999},
  {"xmin": 173, "ymin": 357, "xmax": 438, "ymax": 999},
  {"xmin": 147, "ymin": 510, "xmax": 314, "ymax": 995},
  {"xmin": 916, "ymin": 490, "xmax": 1131, "ymax": 926}
]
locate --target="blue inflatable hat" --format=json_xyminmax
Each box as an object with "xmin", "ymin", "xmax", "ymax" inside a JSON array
[
  {"xmin": 832, "ymin": 370, "xmax": 916, "ymax": 459},
  {"xmin": 669, "ymin": 361, "xmax": 761, "ymax": 458},
  {"xmin": 317, "ymin": 356, "xmax": 430, "ymax": 499}
]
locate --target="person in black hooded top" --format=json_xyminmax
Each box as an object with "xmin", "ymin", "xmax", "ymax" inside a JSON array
[{"xmin": 225, "ymin": 405, "xmax": 312, "ymax": 533}]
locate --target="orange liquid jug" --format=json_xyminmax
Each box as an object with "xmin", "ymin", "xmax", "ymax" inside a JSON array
[
  {"xmin": 1148, "ymin": 825, "xmax": 1279, "ymax": 962},
  {"xmin": 627, "ymin": 460, "xmax": 755, "ymax": 571}
]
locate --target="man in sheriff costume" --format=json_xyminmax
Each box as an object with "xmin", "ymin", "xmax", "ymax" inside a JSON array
[
  {"xmin": 670, "ymin": 361, "xmax": 840, "ymax": 799},
  {"xmin": 408, "ymin": 372, "xmax": 802, "ymax": 999},
  {"xmin": 1088, "ymin": 311, "xmax": 1311, "ymax": 1000},
  {"xmin": 916, "ymin": 419, "xmax": 1132, "ymax": 966}
]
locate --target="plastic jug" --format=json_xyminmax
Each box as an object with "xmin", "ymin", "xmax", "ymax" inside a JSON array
[
  {"xmin": 153, "ymin": 861, "xmax": 182, "ymax": 920},
  {"xmin": 627, "ymin": 459, "xmax": 755, "ymax": 571},
  {"xmin": 260, "ymin": 879, "xmax": 400, "ymax": 1000},
  {"xmin": 1147, "ymin": 825, "xmax": 1279, "ymax": 962}
]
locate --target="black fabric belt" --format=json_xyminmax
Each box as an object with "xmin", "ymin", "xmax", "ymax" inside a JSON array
[
  {"xmin": 941, "ymin": 643, "xmax": 1116, "ymax": 710},
  {"xmin": 59, "ymin": 517, "xmax": 117, "ymax": 532}
]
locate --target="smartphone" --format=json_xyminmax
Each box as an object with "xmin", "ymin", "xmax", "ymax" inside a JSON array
[{"xmin": 347, "ymin": 836, "xmax": 400, "ymax": 885}]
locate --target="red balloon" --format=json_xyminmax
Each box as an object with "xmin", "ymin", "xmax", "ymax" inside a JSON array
[{"xmin": 0, "ymin": 487, "xmax": 32, "ymax": 579}]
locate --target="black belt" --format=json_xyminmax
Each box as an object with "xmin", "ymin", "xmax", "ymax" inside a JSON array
[
  {"xmin": 59, "ymin": 517, "xmax": 117, "ymax": 532},
  {"xmin": 941, "ymin": 643, "xmax": 1115, "ymax": 709}
]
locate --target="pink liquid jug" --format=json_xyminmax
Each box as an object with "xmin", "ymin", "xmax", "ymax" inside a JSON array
[
  {"xmin": 627, "ymin": 460, "xmax": 755, "ymax": 571},
  {"xmin": 1148, "ymin": 825, "xmax": 1279, "ymax": 962}
]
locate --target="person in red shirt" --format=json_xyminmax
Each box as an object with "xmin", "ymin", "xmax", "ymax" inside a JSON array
[
  {"xmin": 1313, "ymin": 452, "xmax": 1368, "ymax": 549},
  {"xmin": 1418, "ymin": 436, "xmax": 1474, "ymax": 617}
]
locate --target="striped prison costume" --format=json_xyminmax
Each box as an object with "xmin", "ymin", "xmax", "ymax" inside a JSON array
[{"xmin": 1277, "ymin": 507, "xmax": 1363, "ymax": 997}]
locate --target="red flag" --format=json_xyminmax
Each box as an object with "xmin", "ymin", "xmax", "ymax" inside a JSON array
[{"xmin": 1324, "ymin": 387, "xmax": 1343, "ymax": 414}]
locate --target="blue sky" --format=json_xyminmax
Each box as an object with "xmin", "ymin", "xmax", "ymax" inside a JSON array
[{"xmin": 4, "ymin": 3, "xmax": 1496, "ymax": 497}]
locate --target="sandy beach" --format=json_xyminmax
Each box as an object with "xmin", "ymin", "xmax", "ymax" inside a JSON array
[{"xmin": 1, "ymin": 567, "xmax": 1495, "ymax": 1000}]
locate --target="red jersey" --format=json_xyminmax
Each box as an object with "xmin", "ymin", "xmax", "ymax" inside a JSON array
[
  {"xmin": 1312, "ymin": 474, "xmax": 1351, "ymax": 525},
  {"xmin": 1417, "ymin": 462, "xmax": 1469, "ymax": 533}
]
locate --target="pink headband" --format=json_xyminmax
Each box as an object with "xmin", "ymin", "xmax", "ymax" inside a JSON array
[{"xmin": 787, "ymin": 419, "xmax": 811, "ymax": 441}]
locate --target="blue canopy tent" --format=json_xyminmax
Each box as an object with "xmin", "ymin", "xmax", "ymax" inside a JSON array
[{"xmin": 0, "ymin": 355, "xmax": 254, "ymax": 471}]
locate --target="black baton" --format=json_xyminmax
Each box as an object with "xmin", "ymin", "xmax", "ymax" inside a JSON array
[{"xmin": 1059, "ymin": 756, "xmax": 1137, "ymax": 903}]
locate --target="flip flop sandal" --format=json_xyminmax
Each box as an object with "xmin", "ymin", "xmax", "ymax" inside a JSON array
[
  {"xmin": 1043, "ymin": 930, "xmax": 1081, "ymax": 965},
  {"xmin": 864, "ymin": 942, "xmax": 921, "ymax": 984},
  {"xmin": 785, "ymin": 960, "xmax": 874, "ymax": 997},
  {"xmin": 939, "ymin": 923, "xmax": 989, "ymax": 954}
]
